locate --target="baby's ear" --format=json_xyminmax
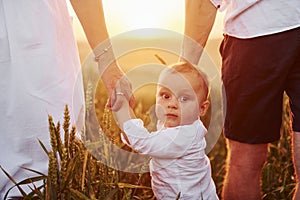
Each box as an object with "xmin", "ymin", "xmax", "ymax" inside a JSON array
[{"xmin": 199, "ymin": 100, "xmax": 210, "ymax": 116}]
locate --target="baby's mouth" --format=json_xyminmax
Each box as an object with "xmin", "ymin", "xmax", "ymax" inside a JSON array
[{"xmin": 166, "ymin": 113, "xmax": 178, "ymax": 118}]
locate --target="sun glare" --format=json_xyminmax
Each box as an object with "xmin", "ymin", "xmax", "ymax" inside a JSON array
[
  {"xmin": 102, "ymin": 0, "xmax": 184, "ymax": 36},
  {"xmin": 68, "ymin": 0, "xmax": 224, "ymax": 41}
]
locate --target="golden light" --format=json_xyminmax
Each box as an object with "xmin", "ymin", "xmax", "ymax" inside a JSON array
[
  {"xmin": 68, "ymin": 1, "xmax": 223, "ymax": 41},
  {"xmin": 102, "ymin": 0, "xmax": 184, "ymax": 36},
  {"xmin": 67, "ymin": 0, "xmax": 224, "ymax": 65}
]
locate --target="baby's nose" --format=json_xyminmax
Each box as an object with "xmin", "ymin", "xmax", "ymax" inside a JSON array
[{"xmin": 167, "ymin": 97, "xmax": 179, "ymax": 109}]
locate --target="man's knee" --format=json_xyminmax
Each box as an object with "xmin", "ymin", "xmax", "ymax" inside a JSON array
[{"xmin": 226, "ymin": 139, "xmax": 268, "ymax": 170}]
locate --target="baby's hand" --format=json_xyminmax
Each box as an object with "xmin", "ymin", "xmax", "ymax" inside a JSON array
[
  {"xmin": 107, "ymin": 91, "xmax": 130, "ymax": 112},
  {"xmin": 111, "ymin": 91, "xmax": 135, "ymax": 130},
  {"xmin": 115, "ymin": 91, "xmax": 129, "ymax": 107}
]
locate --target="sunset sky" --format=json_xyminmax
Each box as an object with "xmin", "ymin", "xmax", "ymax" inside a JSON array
[
  {"xmin": 68, "ymin": 0, "xmax": 224, "ymax": 41},
  {"xmin": 68, "ymin": 1, "xmax": 224, "ymax": 131}
]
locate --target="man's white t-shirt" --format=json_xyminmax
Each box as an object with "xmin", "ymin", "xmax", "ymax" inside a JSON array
[{"xmin": 211, "ymin": 0, "xmax": 300, "ymax": 38}]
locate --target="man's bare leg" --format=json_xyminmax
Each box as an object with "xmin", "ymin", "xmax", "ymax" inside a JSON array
[
  {"xmin": 292, "ymin": 132, "xmax": 300, "ymax": 200},
  {"xmin": 222, "ymin": 139, "xmax": 268, "ymax": 200}
]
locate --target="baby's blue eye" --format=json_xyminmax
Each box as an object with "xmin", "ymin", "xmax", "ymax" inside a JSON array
[{"xmin": 179, "ymin": 96, "xmax": 189, "ymax": 102}]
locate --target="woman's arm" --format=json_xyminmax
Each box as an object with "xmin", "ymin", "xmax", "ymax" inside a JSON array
[
  {"xmin": 70, "ymin": 0, "xmax": 134, "ymax": 110},
  {"xmin": 70, "ymin": 0, "xmax": 109, "ymax": 50}
]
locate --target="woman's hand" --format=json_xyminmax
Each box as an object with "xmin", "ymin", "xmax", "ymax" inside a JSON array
[
  {"xmin": 100, "ymin": 61, "xmax": 135, "ymax": 111},
  {"xmin": 108, "ymin": 74, "xmax": 135, "ymax": 111}
]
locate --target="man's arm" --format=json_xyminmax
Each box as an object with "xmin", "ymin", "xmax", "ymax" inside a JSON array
[{"xmin": 182, "ymin": 0, "xmax": 218, "ymax": 64}]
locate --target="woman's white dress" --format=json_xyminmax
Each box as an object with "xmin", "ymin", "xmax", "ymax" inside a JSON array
[{"xmin": 0, "ymin": 0, "xmax": 84, "ymax": 197}]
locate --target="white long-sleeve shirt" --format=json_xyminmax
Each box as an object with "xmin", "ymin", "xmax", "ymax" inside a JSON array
[
  {"xmin": 211, "ymin": 0, "xmax": 300, "ymax": 38},
  {"xmin": 122, "ymin": 119, "xmax": 218, "ymax": 200}
]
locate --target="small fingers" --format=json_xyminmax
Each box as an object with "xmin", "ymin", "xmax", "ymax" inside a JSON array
[
  {"xmin": 108, "ymin": 75, "xmax": 135, "ymax": 111},
  {"xmin": 129, "ymin": 95, "xmax": 135, "ymax": 108},
  {"xmin": 109, "ymin": 90, "xmax": 127, "ymax": 111}
]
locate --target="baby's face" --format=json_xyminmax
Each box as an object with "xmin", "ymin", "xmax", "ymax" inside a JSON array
[{"xmin": 155, "ymin": 71, "xmax": 206, "ymax": 128}]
